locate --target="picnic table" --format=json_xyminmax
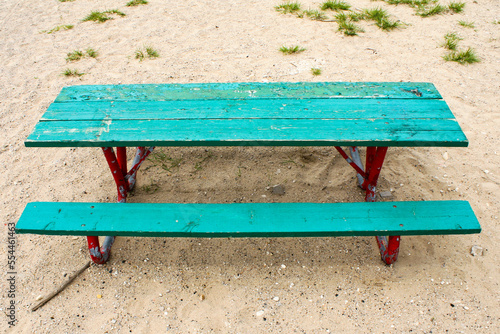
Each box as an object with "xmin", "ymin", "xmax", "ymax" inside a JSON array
[{"xmin": 16, "ymin": 82, "xmax": 481, "ymax": 265}]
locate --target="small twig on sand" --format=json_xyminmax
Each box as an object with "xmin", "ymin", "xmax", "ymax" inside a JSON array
[{"xmin": 31, "ymin": 261, "xmax": 91, "ymax": 312}]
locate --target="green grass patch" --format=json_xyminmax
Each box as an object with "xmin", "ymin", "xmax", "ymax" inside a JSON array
[
  {"xmin": 145, "ymin": 46, "xmax": 159, "ymax": 58},
  {"xmin": 443, "ymin": 47, "xmax": 479, "ymax": 64},
  {"xmin": 66, "ymin": 50, "xmax": 84, "ymax": 62},
  {"xmin": 83, "ymin": 11, "xmax": 111, "ymax": 23},
  {"xmin": 418, "ymin": 4, "xmax": 447, "ymax": 17},
  {"xmin": 86, "ymin": 48, "xmax": 98, "ymax": 58},
  {"xmin": 82, "ymin": 9, "xmax": 125, "ymax": 23},
  {"xmin": 348, "ymin": 12, "xmax": 366, "ymax": 22},
  {"xmin": 141, "ymin": 182, "xmax": 159, "ymax": 194},
  {"xmin": 458, "ymin": 20, "xmax": 474, "ymax": 28},
  {"xmin": 383, "ymin": 0, "xmax": 465, "ymax": 20},
  {"xmin": 311, "ymin": 68, "xmax": 322, "ymax": 76},
  {"xmin": 321, "ymin": 0, "xmax": 351, "ymax": 11},
  {"xmin": 58, "ymin": 0, "xmax": 75, "ymax": 2},
  {"xmin": 334, "ymin": 12, "xmax": 364, "ymax": 35},
  {"xmin": 363, "ymin": 8, "xmax": 389, "ymax": 22},
  {"xmin": 135, "ymin": 50, "xmax": 145, "ymax": 61},
  {"xmin": 303, "ymin": 9, "xmax": 328, "ymax": 21},
  {"xmin": 135, "ymin": 46, "xmax": 160, "ymax": 60},
  {"xmin": 442, "ymin": 32, "xmax": 462, "ymax": 50},
  {"xmin": 126, "ymin": 0, "xmax": 148, "ymax": 6},
  {"xmin": 385, "ymin": 0, "xmax": 432, "ymax": 7},
  {"xmin": 275, "ymin": 2, "xmax": 302, "ymax": 14},
  {"xmin": 376, "ymin": 18, "xmax": 401, "ymax": 30},
  {"xmin": 279, "ymin": 45, "xmax": 306, "ymax": 54},
  {"xmin": 106, "ymin": 9, "xmax": 126, "ymax": 16},
  {"xmin": 66, "ymin": 49, "xmax": 99, "ymax": 61},
  {"xmin": 334, "ymin": 12, "xmax": 348, "ymax": 23},
  {"xmin": 194, "ymin": 151, "xmax": 215, "ymax": 172},
  {"xmin": 148, "ymin": 151, "xmax": 183, "ymax": 173},
  {"xmin": 362, "ymin": 7, "xmax": 402, "ymax": 31},
  {"xmin": 63, "ymin": 68, "xmax": 84, "ymax": 77},
  {"xmin": 448, "ymin": 2, "xmax": 465, "ymax": 13},
  {"xmin": 338, "ymin": 20, "xmax": 364, "ymax": 35},
  {"xmin": 42, "ymin": 24, "xmax": 74, "ymax": 34}
]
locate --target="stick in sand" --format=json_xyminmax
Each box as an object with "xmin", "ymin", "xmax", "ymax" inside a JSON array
[{"xmin": 32, "ymin": 261, "xmax": 91, "ymax": 312}]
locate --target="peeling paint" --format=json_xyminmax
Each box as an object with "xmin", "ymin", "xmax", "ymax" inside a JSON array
[
  {"xmin": 376, "ymin": 236, "xmax": 400, "ymax": 265},
  {"xmin": 126, "ymin": 146, "xmax": 155, "ymax": 190}
]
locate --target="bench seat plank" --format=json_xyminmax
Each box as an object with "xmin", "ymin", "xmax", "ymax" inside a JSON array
[
  {"xmin": 16, "ymin": 201, "xmax": 481, "ymax": 237},
  {"xmin": 53, "ymin": 82, "xmax": 443, "ymax": 102},
  {"xmin": 26, "ymin": 118, "xmax": 467, "ymax": 148}
]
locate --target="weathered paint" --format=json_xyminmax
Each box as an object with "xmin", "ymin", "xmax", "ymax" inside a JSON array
[
  {"xmin": 102, "ymin": 147, "xmax": 128, "ymax": 201},
  {"xmin": 26, "ymin": 82, "xmax": 469, "ymax": 148},
  {"xmin": 86, "ymin": 236, "xmax": 115, "ymax": 264},
  {"xmin": 376, "ymin": 236, "xmax": 401, "ymax": 265},
  {"xmin": 126, "ymin": 147, "xmax": 145, "ymax": 190},
  {"xmin": 26, "ymin": 118, "xmax": 469, "ymax": 148},
  {"xmin": 53, "ymin": 82, "xmax": 444, "ymax": 102},
  {"xmin": 127, "ymin": 147, "xmax": 144, "ymax": 190},
  {"xmin": 125, "ymin": 146, "xmax": 155, "ymax": 190},
  {"xmin": 349, "ymin": 147, "xmax": 364, "ymax": 188},
  {"xmin": 364, "ymin": 147, "xmax": 388, "ymax": 202}
]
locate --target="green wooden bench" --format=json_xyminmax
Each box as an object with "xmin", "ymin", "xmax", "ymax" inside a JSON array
[{"xmin": 17, "ymin": 82, "xmax": 481, "ymax": 265}]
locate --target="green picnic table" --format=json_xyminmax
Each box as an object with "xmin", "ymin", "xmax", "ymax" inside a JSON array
[{"xmin": 17, "ymin": 82, "xmax": 481, "ymax": 265}]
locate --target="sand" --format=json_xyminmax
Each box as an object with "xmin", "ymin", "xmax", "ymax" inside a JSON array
[{"xmin": 1, "ymin": 0, "xmax": 499, "ymax": 332}]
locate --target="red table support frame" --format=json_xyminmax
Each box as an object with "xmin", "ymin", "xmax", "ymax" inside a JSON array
[
  {"xmin": 336, "ymin": 146, "xmax": 400, "ymax": 265},
  {"xmin": 87, "ymin": 146, "xmax": 399, "ymax": 265},
  {"xmin": 86, "ymin": 146, "xmax": 154, "ymax": 264}
]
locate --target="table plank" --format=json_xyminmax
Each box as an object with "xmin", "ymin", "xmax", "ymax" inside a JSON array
[
  {"xmin": 26, "ymin": 118, "xmax": 467, "ymax": 147},
  {"xmin": 42, "ymin": 99, "xmax": 455, "ymax": 121},
  {"xmin": 53, "ymin": 82, "xmax": 442, "ymax": 102}
]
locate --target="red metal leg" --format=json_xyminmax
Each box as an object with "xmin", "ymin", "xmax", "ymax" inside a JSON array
[
  {"xmin": 334, "ymin": 147, "xmax": 367, "ymax": 179},
  {"xmin": 86, "ymin": 147, "xmax": 154, "ymax": 264},
  {"xmin": 360, "ymin": 147, "xmax": 401, "ymax": 264},
  {"xmin": 102, "ymin": 147, "xmax": 128, "ymax": 202},
  {"xmin": 126, "ymin": 147, "xmax": 155, "ymax": 190},
  {"xmin": 364, "ymin": 147, "xmax": 387, "ymax": 202},
  {"xmin": 87, "ymin": 235, "xmax": 115, "ymax": 265},
  {"xmin": 336, "ymin": 146, "xmax": 400, "ymax": 264},
  {"xmin": 349, "ymin": 147, "xmax": 365, "ymax": 188},
  {"xmin": 116, "ymin": 147, "xmax": 127, "ymax": 176},
  {"xmin": 127, "ymin": 147, "xmax": 145, "ymax": 190},
  {"xmin": 361, "ymin": 147, "xmax": 377, "ymax": 190},
  {"xmin": 85, "ymin": 148, "xmax": 126, "ymax": 264},
  {"xmin": 376, "ymin": 236, "xmax": 401, "ymax": 265}
]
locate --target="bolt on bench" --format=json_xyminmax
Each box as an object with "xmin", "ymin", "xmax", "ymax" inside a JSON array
[{"xmin": 17, "ymin": 82, "xmax": 481, "ymax": 265}]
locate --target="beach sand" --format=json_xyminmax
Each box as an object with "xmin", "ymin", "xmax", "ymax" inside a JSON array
[{"xmin": 1, "ymin": 0, "xmax": 499, "ymax": 332}]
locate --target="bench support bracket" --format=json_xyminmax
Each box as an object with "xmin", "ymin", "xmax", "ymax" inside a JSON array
[{"xmin": 86, "ymin": 146, "xmax": 154, "ymax": 264}]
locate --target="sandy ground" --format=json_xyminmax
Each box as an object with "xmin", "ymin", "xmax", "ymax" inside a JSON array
[{"xmin": 1, "ymin": 0, "xmax": 499, "ymax": 332}]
